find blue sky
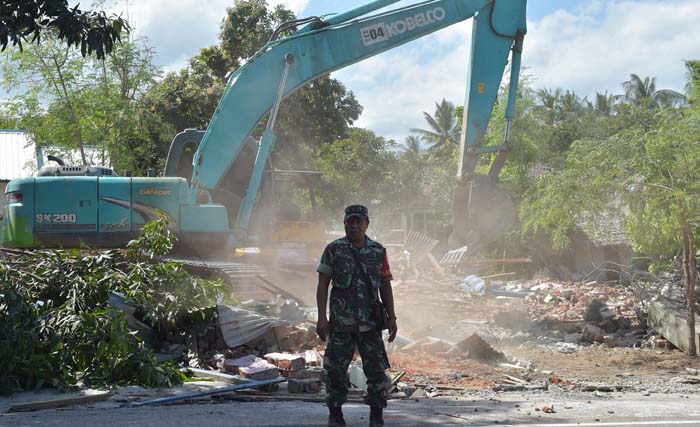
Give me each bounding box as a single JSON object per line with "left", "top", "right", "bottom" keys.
{"left": 109, "top": 0, "right": 699, "bottom": 141}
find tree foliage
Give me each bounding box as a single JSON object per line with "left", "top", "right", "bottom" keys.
{"left": 410, "top": 99, "right": 460, "bottom": 158}
{"left": 0, "top": 0, "right": 128, "bottom": 59}
{"left": 0, "top": 215, "right": 225, "bottom": 394}
{"left": 2, "top": 32, "right": 168, "bottom": 172}
{"left": 146, "top": 0, "right": 362, "bottom": 171}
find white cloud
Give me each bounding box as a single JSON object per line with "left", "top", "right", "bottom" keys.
{"left": 334, "top": 0, "right": 700, "bottom": 141}
{"left": 334, "top": 21, "right": 473, "bottom": 142}
{"left": 525, "top": 0, "right": 700, "bottom": 98}
{"left": 102, "top": 0, "right": 700, "bottom": 142}
{"left": 106, "top": 0, "right": 310, "bottom": 70}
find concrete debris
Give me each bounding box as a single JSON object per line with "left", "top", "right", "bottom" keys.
{"left": 284, "top": 367, "right": 324, "bottom": 380}
{"left": 648, "top": 300, "right": 700, "bottom": 355}
{"left": 265, "top": 352, "right": 306, "bottom": 370}
{"left": 223, "top": 355, "right": 258, "bottom": 374}
{"left": 238, "top": 360, "right": 280, "bottom": 381}
{"left": 453, "top": 334, "right": 506, "bottom": 362}
{"left": 303, "top": 349, "right": 322, "bottom": 367}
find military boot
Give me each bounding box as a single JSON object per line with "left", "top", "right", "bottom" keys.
{"left": 328, "top": 404, "right": 347, "bottom": 426}
{"left": 369, "top": 406, "right": 384, "bottom": 426}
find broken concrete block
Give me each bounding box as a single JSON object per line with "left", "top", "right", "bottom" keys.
{"left": 264, "top": 352, "right": 306, "bottom": 370}
{"left": 411, "top": 388, "right": 426, "bottom": 398}
{"left": 582, "top": 323, "right": 604, "bottom": 344}
{"left": 283, "top": 367, "right": 324, "bottom": 380}
{"left": 420, "top": 337, "right": 452, "bottom": 354}
{"left": 648, "top": 300, "right": 700, "bottom": 355}
{"left": 455, "top": 334, "right": 505, "bottom": 362}
{"left": 223, "top": 354, "right": 258, "bottom": 374}
{"left": 239, "top": 360, "right": 280, "bottom": 381}
{"left": 304, "top": 349, "right": 322, "bottom": 367}
{"left": 288, "top": 378, "right": 322, "bottom": 394}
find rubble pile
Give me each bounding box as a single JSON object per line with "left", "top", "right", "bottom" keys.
{"left": 522, "top": 281, "right": 639, "bottom": 323}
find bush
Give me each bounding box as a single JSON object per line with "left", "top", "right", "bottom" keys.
{"left": 0, "top": 215, "right": 223, "bottom": 394}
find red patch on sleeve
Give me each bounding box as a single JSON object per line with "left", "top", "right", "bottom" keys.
{"left": 381, "top": 253, "right": 393, "bottom": 281}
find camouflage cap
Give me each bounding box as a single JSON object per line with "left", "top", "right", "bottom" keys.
{"left": 344, "top": 204, "right": 369, "bottom": 221}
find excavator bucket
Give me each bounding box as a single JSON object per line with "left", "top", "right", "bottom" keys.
{"left": 450, "top": 176, "right": 516, "bottom": 250}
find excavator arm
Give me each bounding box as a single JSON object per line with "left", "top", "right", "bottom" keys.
{"left": 189, "top": 0, "right": 527, "bottom": 242}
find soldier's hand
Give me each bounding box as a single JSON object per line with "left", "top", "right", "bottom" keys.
{"left": 316, "top": 317, "right": 329, "bottom": 341}
{"left": 388, "top": 317, "right": 398, "bottom": 343}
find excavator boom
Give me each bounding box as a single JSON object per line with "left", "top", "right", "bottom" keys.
{"left": 188, "top": 0, "right": 526, "bottom": 238}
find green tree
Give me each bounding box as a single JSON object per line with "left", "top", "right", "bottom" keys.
{"left": 219, "top": 0, "right": 295, "bottom": 70}
{"left": 520, "top": 105, "right": 700, "bottom": 354}
{"left": 312, "top": 128, "right": 400, "bottom": 211}
{"left": 685, "top": 60, "right": 700, "bottom": 104}
{"left": 621, "top": 73, "right": 685, "bottom": 109}
{"left": 146, "top": 0, "right": 361, "bottom": 171}
{"left": 410, "top": 99, "right": 460, "bottom": 157}
{"left": 592, "top": 91, "right": 616, "bottom": 117}
{"left": 1, "top": 0, "right": 127, "bottom": 59}
{"left": 535, "top": 88, "right": 561, "bottom": 126}
{"left": 2, "top": 33, "right": 92, "bottom": 164}
{"left": 2, "top": 32, "right": 164, "bottom": 171}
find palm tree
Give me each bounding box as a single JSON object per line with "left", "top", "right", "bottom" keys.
{"left": 535, "top": 88, "right": 561, "bottom": 126}
{"left": 410, "top": 99, "right": 460, "bottom": 155}
{"left": 684, "top": 60, "right": 700, "bottom": 104}
{"left": 593, "top": 91, "right": 616, "bottom": 116}
{"left": 621, "top": 73, "right": 685, "bottom": 109}
{"left": 559, "top": 90, "right": 587, "bottom": 116}
{"left": 401, "top": 135, "right": 423, "bottom": 157}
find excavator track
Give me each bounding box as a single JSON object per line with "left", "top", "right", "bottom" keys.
{"left": 172, "top": 257, "right": 304, "bottom": 304}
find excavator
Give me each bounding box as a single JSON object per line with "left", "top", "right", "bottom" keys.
{"left": 0, "top": 0, "right": 527, "bottom": 255}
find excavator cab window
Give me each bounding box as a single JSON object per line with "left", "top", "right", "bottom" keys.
{"left": 176, "top": 142, "right": 197, "bottom": 183}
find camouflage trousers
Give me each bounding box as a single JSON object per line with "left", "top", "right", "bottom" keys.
{"left": 323, "top": 328, "right": 391, "bottom": 408}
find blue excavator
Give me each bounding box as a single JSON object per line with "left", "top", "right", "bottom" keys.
{"left": 0, "top": 0, "right": 527, "bottom": 254}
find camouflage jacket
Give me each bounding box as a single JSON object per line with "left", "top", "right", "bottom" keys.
{"left": 317, "top": 236, "right": 393, "bottom": 332}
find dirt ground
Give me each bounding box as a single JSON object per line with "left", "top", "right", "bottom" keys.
{"left": 206, "top": 258, "right": 699, "bottom": 393}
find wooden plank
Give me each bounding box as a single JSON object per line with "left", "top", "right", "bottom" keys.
{"left": 186, "top": 368, "right": 249, "bottom": 384}
{"left": 9, "top": 392, "right": 112, "bottom": 412}
{"left": 426, "top": 253, "right": 446, "bottom": 277}
{"left": 125, "top": 377, "right": 286, "bottom": 407}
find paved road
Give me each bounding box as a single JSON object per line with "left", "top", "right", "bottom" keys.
{"left": 2, "top": 390, "right": 700, "bottom": 426}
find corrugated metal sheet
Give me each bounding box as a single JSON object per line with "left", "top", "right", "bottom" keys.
{"left": 0, "top": 130, "right": 36, "bottom": 181}
{"left": 217, "top": 304, "right": 290, "bottom": 348}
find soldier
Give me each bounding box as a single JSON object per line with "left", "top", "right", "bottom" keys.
{"left": 316, "top": 204, "right": 398, "bottom": 427}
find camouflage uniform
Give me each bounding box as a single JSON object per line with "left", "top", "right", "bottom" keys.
{"left": 317, "top": 235, "right": 393, "bottom": 408}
